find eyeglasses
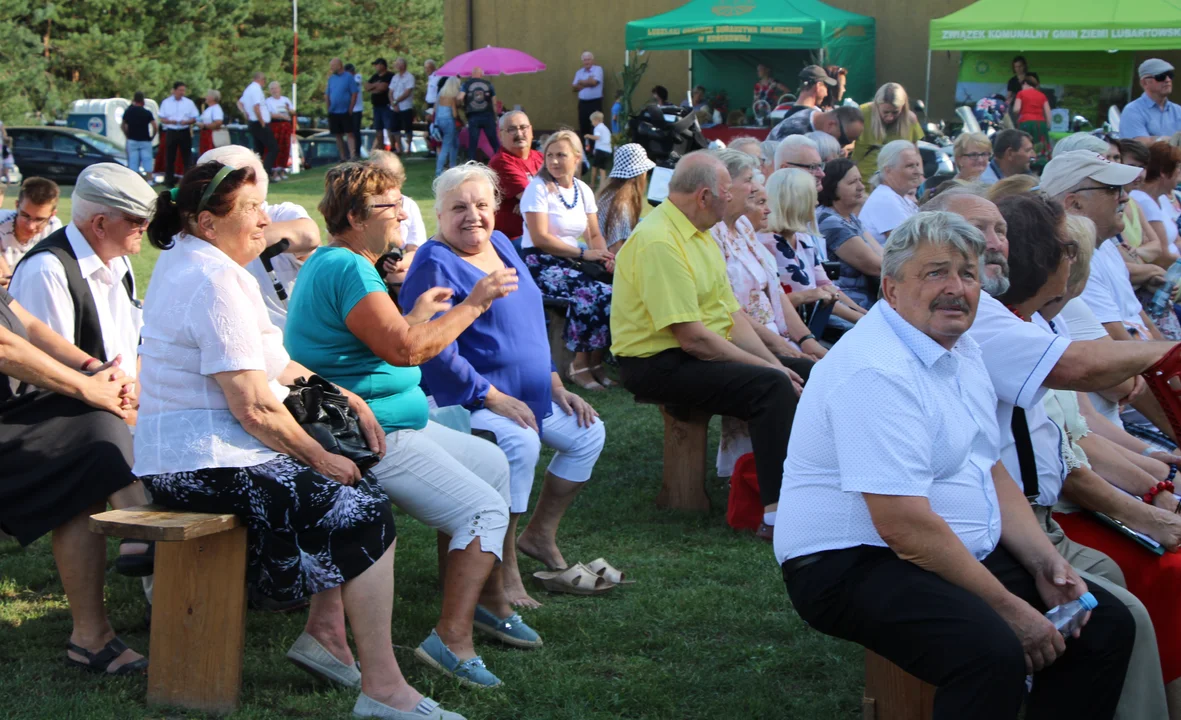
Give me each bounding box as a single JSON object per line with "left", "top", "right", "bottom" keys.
{"left": 1152, "top": 71, "right": 1175, "bottom": 82}
{"left": 786, "top": 161, "right": 826, "bottom": 174}
{"left": 1073, "top": 184, "right": 1123, "bottom": 196}
{"left": 503, "top": 124, "right": 531, "bottom": 134}
{"left": 1059, "top": 239, "right": 1080, "bottom": 261}
{"left": 959, "top": 152, "right": 992, "bottom": 161}
{"left": 371, "top": 199, "right": 405, "bottom": 212}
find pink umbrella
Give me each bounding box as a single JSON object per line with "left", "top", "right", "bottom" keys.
{"left": 436, "top": 46, "right": 546, "bottom": 77}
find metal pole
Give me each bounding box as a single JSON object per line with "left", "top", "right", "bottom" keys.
{"left": 291, "top": 0, "right": 300, "bottom": 173}
{"left": 924, "top": 50, "right": 932, "bottom": 111}
{"left": 687, "top": 50, "right": 692, "bottom": 100}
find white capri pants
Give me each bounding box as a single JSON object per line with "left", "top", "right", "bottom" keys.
{"left": 368, "top": 421, "right": 511, "bottom": 559}
{"left": 470, "top": 401, "right": 606, "bottom": 514}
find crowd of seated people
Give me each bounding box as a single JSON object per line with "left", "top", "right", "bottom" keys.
{"left": 13, "top": 75, "right": 1181, "bottom": 720}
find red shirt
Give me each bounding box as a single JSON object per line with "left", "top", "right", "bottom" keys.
{"left": 489, "top": 149, "right": 544, "bottom": 239}
{"left": 1016, "top": 88, "right": 1049, "bottom": 123}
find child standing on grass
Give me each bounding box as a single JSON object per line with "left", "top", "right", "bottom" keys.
{"left": 585, "top": 111, "right": 612, "bottom": 189}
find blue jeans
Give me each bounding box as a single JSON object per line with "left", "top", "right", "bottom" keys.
{"left": 435, "top": 105, "right": 459, "bottom": 176}
{"left": 126, "top": 139, "right": 154, "bottom": 175}
{"left": 467, "top": 113, "right": 498, "bottom": 161}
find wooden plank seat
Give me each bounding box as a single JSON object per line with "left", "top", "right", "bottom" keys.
{"left": 90, "top": 505, "right": 247, "bottom": 714}
{"left": 862, "top": 650, "right": 935, "bottom": 720}
{"left": 634, "top": 398, "right": 714, "bottom": 511}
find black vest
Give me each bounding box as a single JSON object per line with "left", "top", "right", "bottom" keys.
{"left": 14, "top": 227, "right": 136, "bottom": 362}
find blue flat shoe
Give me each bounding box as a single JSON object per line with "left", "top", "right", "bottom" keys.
{"left": 413, "top": 630, "right": 501, "bottom": 689}
{"left": 473, "top": 605, "right": 542, "bottom": 649}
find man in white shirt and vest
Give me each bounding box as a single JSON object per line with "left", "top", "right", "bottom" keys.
{"left": 777, "top": 211, "right": 1134, "bottom": 720}
{"left": 158, "top": 81, "right": 199, "bottom": 189}
{"left": 239, "top": 71, "right": 278, "bottom": 179}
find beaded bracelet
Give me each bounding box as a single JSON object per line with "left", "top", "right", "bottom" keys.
{"left": 1144, "top": 479, "right": 1176, "bottom": 504}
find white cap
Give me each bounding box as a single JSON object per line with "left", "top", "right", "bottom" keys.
{"left": 1039, "top": 150, "right": 1141, "bottom": 198}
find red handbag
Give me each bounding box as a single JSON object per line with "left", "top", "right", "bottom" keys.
{"left": 726, "top": 453, "right": 763, "bottom": 531}
{"left": 1141, "top": 343, "right": 1181, "bottom": 440}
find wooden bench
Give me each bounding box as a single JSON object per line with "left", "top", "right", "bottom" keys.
{"left": 862, "top": 650, "right": 935, "bottom": 720}
{"left": 636, "top": 399, "right": 714, "bottom": 511}
{"left": 543, "top": 299, "right": 574, "bottom": 382}
{"left": 90, "top": 505, "right": 247, "bottom": 714}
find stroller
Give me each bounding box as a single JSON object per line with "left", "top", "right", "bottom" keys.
{"left": 628, "top": 103, "right": 710, "bottom": 168}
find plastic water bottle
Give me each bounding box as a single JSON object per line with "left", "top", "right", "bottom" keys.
{"left": 1044, "top": 592, "right": 1098, "bottom": 636}
{"left": 1148, "top": 258, "right": 1181, "bottom": 321}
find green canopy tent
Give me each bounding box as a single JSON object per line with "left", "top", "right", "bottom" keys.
{"left": 926, "top": 0, "right": 1181, "bottom": 105}
{"left": 625, "top": 0, "right": 877, "bottom": 109}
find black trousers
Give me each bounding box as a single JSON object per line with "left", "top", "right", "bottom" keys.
{"left": 578, "top": 97, "right": 603, "bottom": 139}
{"left": 249, "top": 121, "right": 278, "bottom": 172}
{"left": 163, "top": 128, "right": 192, "bottom": 188}
{"left": 784, "top": 544, "right": 1133, "bottom": 720}
{"left": 618, "top": 349, "right": 810, "bottom": 506}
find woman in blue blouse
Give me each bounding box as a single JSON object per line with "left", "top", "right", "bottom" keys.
{"left": 285, "top": 162, "right": 536, "bottom": 691}
{"left": 402, "top": 163, "right": 607, "bottom": 610}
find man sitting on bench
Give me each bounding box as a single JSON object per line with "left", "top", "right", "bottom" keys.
{"left": 611, "top": 151, "right": 803, "bottom": 540}
{"left": 776, "top": 211, "right": 1134, "bottom": 720}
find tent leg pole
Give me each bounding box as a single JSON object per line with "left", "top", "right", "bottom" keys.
{"left": 688, "top": 50, "right": 692, "bottom": 100}
{"left": 924, "top": 51, "right": 932, "bottom": 111}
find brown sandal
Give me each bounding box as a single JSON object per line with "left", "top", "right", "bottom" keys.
{"left": 533, "top": 563, "right": 616, "bottom": 596}
{"left": 588, "top": 365, "right": 617, "bottom": 388}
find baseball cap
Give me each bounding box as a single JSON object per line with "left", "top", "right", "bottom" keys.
{"left": 372, "top": 58, "right": 388, "bottom": 67}
{"left": 799, "top": 65, "right": 837, "bottom": 87}
{"left": 73, "top": 163, "right": 157, "bottom": 218}
{"left": 1039, "top": 150, "right": 1142, "bottom": 198}
{"left": 1139, "top": 58, "right": 1175, "bottom": 78}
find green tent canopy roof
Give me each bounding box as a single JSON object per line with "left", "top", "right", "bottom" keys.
{"left": 930, "top": 0, "right": 1181, "bottom": 51}
{"left": 625, "top": 0, "right": 874, "bottom": 51}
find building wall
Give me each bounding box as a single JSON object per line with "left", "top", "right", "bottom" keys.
{"left": 443, "top": 0, "right": 1181, "bottom": 131}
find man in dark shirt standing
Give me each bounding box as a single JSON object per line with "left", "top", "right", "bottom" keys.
{"left": 121, "top": 92, "right": 157, "bottom": 181}
{"left": 458, "top": 67, "right": 498, "bottom": 162}
{"left": 364, "top": 58, "right": 395, "bottom": 154}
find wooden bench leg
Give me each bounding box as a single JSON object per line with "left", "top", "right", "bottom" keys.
{"left": 656, "top": 407, "right": 711, "bottom": 511}
{"left": 546, "top": 307, "right": 575, "bottom": 382}
{"left": 862, "top": 650, "right": 936, "bottom": 720}
{"left": 148, "top": 526, "right": 248, "bottom": 714}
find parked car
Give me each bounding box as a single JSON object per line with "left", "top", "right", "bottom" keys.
{"left": 6, "top": 126, "right": 127, "bottom": 184}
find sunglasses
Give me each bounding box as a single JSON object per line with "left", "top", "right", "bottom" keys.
{"left": 1152, "top": 71, "right": 1175, "bottom": 82}
{"left": 785, "top": 161, "right": 826, "bottom": 174}
{"left": 1073, "top": 183, "right": 1123, "bottom": 196}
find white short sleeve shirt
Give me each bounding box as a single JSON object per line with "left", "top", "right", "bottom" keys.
{"left": 1058, "top": 297, "right": 1124, "bottom": 427}
{"left": 198, "top": 104, "right": 224, "bottom": 126}
{"left": 9, "top": 223, "right": 141, "bottom": 378}
{"left": 1132, "top": 190, "right": 1164, "bottom": 224}
{"left": 519, "top": 178, "right": 598, "bottom": 250}
{"left": 239, "top": 82, "right": 270, "bottom": 123}
{"left": 966, "top": 293, "right": 1070, "bottom": 506}
{"left": 592, "top": 124, "right": 612, "bottom": 153}
{"left": 389, "top": 72, "right": 416, "bottom": 112}
{"left": 134, "top": 234, "right": 289, "bottom": 476}
{"left": 774, "top": 302, "right": 1003, "bottom": 564}
{"left": 0, "top": 209, "right": 63, "bottom": 269}
{"left": 158, "top": 95, "right": 199, "bottom": 130}
{"left": 400, "top": 195, "right": 427, "bottom": 249}
{"left": 1079, "top": 238, "right": 1145, "bottom": 328}
{"left": 859, "top": 184, "right": 918, "bottom": 239}
{"left": 264, "top": 96, "right": 294, "bottom": 119}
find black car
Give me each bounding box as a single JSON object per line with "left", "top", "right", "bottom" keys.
{"left": 6, "top": 126, "right": 128, "bottom": 184}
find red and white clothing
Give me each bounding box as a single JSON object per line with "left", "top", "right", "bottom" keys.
{"left": 488, "top": 149, "right": 544, "bottom": 239}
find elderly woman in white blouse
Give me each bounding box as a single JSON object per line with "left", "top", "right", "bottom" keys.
{"left": 136, "top": 161, "right": 465, "bottom": 720}
{"left": 709, "top": 148, "right": 817, "bottom": 478}
{"left": 859, "top": 139, "right": 924, "bottom": 240}
{"left": 520, "top": 129, "right": 615, "bottom": 390}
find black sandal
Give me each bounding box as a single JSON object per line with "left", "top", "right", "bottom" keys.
{"left": 114, "top": 540, "right": 154, "bottom": 577}
{"left": 66, "top": 637, "right": 148, "bottom": 676}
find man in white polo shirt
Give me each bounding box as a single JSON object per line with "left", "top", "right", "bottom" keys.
{"left": 158, "top": 81, "right": 199, "bottom": 189}
{"left": 776, "top": 211, "right": 1134, "bottom": 720}
{"left": 572, "top": 51, "right": 604, "bottom": 141}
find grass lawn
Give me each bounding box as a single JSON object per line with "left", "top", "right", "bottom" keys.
{"left": 0, "top": 158, "right": 863, "bottom": 719}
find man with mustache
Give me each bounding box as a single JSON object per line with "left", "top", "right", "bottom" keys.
{"left": 487, "top": 111, "right": 543, "bottom": 243}
{"left": 776, "top": 210, "right": 1134, "bottom": 720}
{"left": 927, "top": 185, "right": 1175, "bottom": 719}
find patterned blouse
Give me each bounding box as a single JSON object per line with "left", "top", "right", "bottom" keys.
{"left": 761, "top": 231, "right": 833, "bottom": 296}
{"left": 710, "top": 216, "right": 788, "bottom": 337}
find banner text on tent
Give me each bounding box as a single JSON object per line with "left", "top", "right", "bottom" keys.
{"left": 646, "top": 25, "right": 805, "bottom": 37}
{"left": 941, "top": 28, "right": 1181, "bottom": 41}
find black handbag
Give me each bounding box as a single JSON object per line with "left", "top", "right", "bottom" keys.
{"left": 283, "top": 375, "right": 381, "bottom": 471}
{"left": 574, "top": 259, "right": 613, "bottom": 284}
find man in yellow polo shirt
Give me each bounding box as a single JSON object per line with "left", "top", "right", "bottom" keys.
{"left": 612, "top": 151, "right": 804, "bottom": 541}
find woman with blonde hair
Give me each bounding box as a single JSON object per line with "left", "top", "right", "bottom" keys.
{"left": 434, "top": 76, "right": 462, "bottom": 176}
{"left": 765, "top": 168, "right": 865, "bottom": 328}
{"left": 953, "top": 132, "right": 993, "bottom": 183}
{"left": 986, "top": 173, "right": 1039, "bottom": 202}
{"left": 520, "top": 129, "right": 614, "bottom": 389}
{"left": 851, "top": 83, "right": 923, "bottom": 179}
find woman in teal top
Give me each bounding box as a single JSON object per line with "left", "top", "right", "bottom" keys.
{"left": 284, "top": 162, "right": 538, "bottom": 690}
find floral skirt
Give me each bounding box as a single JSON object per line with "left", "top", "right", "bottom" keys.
{"left": 1019, "top": 120, "right": 1052, "bottom": 164}
{"left": 522, "top": 249, "right": 612, "bottom": 352}
{"left": 142, "top": 455, "right": 395, "bottom": 601}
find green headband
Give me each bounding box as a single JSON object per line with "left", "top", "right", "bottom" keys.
{"left": 197, "top": 164, "right": 236, "bottom": 215}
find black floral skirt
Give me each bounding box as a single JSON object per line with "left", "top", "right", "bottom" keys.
{"left": 522, "top": 249, "right": 612, "bottom": 352}
{"left": 142, "top": 456, "right": 395, "bottom": 601}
